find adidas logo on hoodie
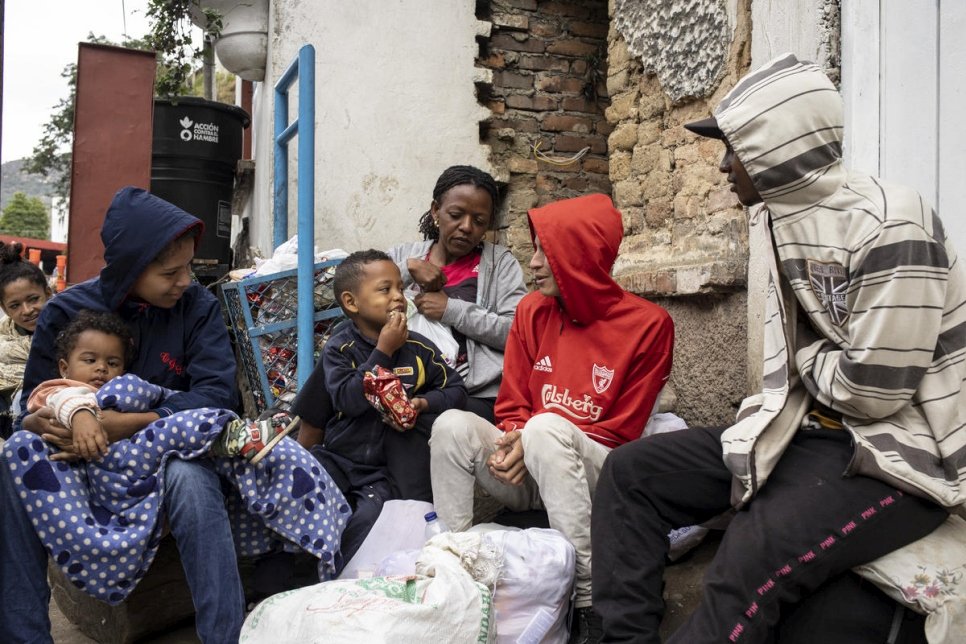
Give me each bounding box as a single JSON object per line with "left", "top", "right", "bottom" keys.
{"left": 533, "top": 356, "right": 553, "bottom": 372}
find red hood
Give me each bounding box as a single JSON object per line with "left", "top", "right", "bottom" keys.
{"left": 527, "top": 194, "right": 624, "bottom": 325}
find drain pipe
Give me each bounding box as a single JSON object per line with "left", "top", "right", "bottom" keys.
{"left": 203, "top": 33, "right": 215, "bottom": 101}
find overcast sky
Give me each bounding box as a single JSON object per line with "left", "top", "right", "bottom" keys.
{"left": 2, "top": 0, "right": 153, "bottom": 164}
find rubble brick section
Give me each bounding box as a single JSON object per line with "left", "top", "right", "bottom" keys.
{"left": 604, "top": 1, "right": 757, "bottom": 425}
{"left": 478, "top": 0, "right": 612, "bottom": 264}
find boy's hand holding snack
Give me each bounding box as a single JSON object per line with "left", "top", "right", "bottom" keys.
{"left": 375, "top": 310, "right": 408, "bottom": 356}
{"left": 363, "top": 365, "right": 418, "bottom": 431}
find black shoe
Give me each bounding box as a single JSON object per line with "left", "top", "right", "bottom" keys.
{"left": 570, "top": 605, "right": 604, "bottom": 644}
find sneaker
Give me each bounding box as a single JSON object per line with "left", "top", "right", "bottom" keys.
{"left": 667, "top": 525, "right": 709, "bottom": 562}
{"left": 212, "top": 413, "right": 299, "bottom": 464}
{"left": 570, "top": 605, "right": 603, "bottom": 644}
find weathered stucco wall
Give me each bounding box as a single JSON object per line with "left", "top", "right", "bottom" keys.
{"left": 250, "top": 1, "right": 492, "bottom": 256}
{"left": 612, "top": 0, "right": 734, "bottom": 103}
{"left": 604, "top": 0, "right": 839, "bottom": 425}
{"left": 654, "top": 294, "right": 749, "bottom": 426}
{"left": 605, "top": 0, "right": 750, "bottom": 426}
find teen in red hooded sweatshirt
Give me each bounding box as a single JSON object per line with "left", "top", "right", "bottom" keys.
{"left": 430, "top": 193, "right": 673, "bottom": 643}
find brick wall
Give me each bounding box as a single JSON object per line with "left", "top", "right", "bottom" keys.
{"left": 475, "top": 0, "right": 754, "bottom": 425}
{"left": 478, "top": 0, "right": 611, "bottom": 262}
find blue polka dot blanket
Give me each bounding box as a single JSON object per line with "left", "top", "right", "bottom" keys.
{"left": 2, "top": 373, "right": 351, "bottom": 604}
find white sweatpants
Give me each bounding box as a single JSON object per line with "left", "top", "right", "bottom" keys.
{"left": 429, "top": 409, "right": 610, "bottom": 607}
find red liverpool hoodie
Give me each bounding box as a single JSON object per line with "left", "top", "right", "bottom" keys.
{"left": 494, "top": 194, "right": 674, "bottom": 447}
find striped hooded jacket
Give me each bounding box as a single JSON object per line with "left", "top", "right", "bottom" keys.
{"left": 715, "top": 54, "right": 966, "bottom": 514}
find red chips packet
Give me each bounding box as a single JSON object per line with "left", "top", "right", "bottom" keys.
{"left": 363, "top": 365, "right": 417, "bottom": 430}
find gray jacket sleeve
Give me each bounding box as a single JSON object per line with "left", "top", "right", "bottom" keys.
{"left": 439, "top": 246, "right": 527, "bottom": 350}
{"left": 387, "top": 240, "right": 433, "bottom": 289}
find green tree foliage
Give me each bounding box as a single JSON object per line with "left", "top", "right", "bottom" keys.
{"left": 190, "top": 68, "right": 237, "bottom": 105}
{"left": 21, "top": 34, "right": 157, "bottom": 206}
{"left": 0, "top": 192, "right": 50, "bottom": 240}
{"left": 146, "top": 0, "right": 222, "bottom": 97}
{"left": 22, "top": 3, "right": 225, "bottom": 206}
{"left": 20, "top": 36, "right": 88, "bottom": 207}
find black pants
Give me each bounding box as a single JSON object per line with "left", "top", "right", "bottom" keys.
{"left": 383, "top": 396, "right": 496, "bottom": 502}
{"left": 591, "top": 426, "right": 948, "bottom": 643}
{"left": 383, "top": 412, "right": 437, "bottom": 502}
{"left": 339, "top": 479, "right": 395, "bottom": 566}
{"left": 770, "top": 572, "right": 927, "bottom": 644}
{"left": 309, "top": 447, "right": 395, "bottom": 570}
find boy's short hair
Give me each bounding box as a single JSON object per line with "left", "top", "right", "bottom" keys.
{"left": 333, "top": 250, "right": 394, "bottom": 315}
{"left": 55, "top": 310, "right": 135, "bottom": 367}
{"left": 153, "top": 226, "right": 202, "bottom": 265}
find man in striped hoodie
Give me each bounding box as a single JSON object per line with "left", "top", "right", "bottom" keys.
{"left": 592, "top": 53, "right": 965, "bottom": 643}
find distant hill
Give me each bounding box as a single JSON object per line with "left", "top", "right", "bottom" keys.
{"left": 1, "top": 159, "right": 56, "bottom": 211}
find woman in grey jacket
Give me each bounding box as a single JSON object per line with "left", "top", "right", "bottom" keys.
{"left": 387, "top": 165, "right": 527, "bottom": 422}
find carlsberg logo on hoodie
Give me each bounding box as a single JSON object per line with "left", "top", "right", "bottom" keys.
{"left": 541, "top": 385, "right": 603, "bottom": 423}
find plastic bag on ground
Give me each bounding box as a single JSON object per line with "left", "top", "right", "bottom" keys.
{"left": 240, "top": 531, "right": 496, "bottom": 643}
{"left": 339, "top": 500, "right": 433, "bottom": 579}
{"left": 854, "top": 515, "right": 966, "bottom": 644}
{"left": 479, "top": 528, "right": 576, "bottom": 644}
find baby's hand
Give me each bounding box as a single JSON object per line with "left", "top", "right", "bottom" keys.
{"left": 71, "top": 411, "right": 109, "bottom": 461}
{"left": 392, "top": 398, "right": 427, "bottom": 432}
{"left": 380, "top": 413, "right": 408, "bottom": 432}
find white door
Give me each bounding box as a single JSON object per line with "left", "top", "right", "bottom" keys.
{"left": 841, "top": 0, "right": 966, "bottom": 257}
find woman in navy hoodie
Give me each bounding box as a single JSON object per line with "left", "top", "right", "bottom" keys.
{"left": 0, "top": 187, "right": 244, "bottom": 643}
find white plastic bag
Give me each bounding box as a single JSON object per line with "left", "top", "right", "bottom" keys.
{"left": 375, "top": 549, "right": 421, "bottom": 577}
{"left": 668, "top": 525, "right": 710, "bottom": 562}
{"left": 339, "top": 500, "right": 433, "bottom": 579}
{"left": 252, "top": 237, "right": 348, "bottom": 277}
{"left": 643, "top": 412, "right": 688, "bottom": 436}
{"left": 468, "top": 526, "right": 576, "bottom": 644}
{"left": 405, "top": 295, "right": 459, "bottom": 368}
{"left": 240, "top": 532, "right": 496, "bottom": 643}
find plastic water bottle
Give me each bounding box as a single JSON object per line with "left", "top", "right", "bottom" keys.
{"left": 424, "top": 511, "right": 449, "bottom": 541}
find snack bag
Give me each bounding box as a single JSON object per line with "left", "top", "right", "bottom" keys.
{"left": 363, "top": 365, "right": 417, "bottom": 430}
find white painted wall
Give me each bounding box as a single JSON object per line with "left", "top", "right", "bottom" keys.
{"left": 247, "top": 0, "right": 492, "bottom": 258}
{"left": 842, "top": 0, "right": 966, "bottom": 258}
{"left": 750, "top": 0, "right": 828, "bottom": 69}
{"left": 744, "top": 0, "right": 829, "bottom": 391}
{"left": 49, "top": 197, "right": 68, "bottom": 243}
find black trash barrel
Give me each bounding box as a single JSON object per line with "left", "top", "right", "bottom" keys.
{"left": 151, "top": 97, "right": 250, "bottom": 283}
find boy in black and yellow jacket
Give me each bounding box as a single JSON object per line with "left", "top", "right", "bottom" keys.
{"left": 314, "top": 249, "right": 465, "bottom": 563}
